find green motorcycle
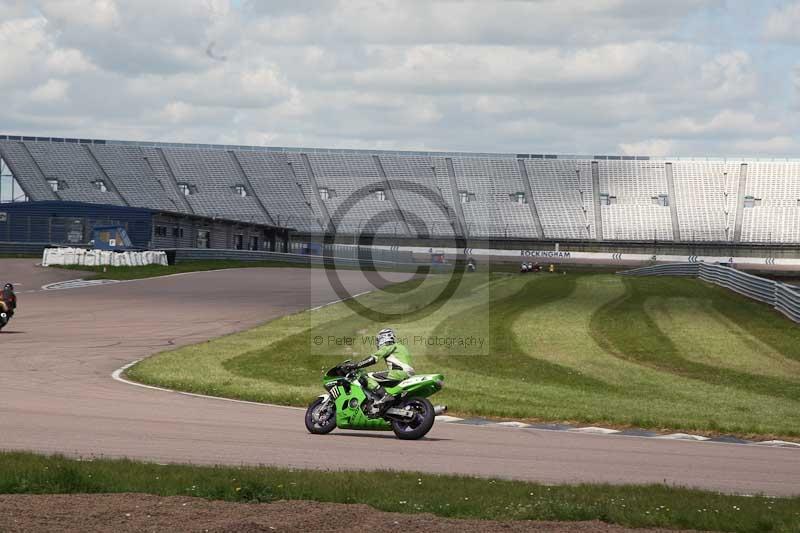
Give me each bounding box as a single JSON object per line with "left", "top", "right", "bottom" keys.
{"left": 305, "top": 360, "right": 447, "bottom": 440}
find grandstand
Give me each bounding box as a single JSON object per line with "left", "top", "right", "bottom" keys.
{"left": 1, "top": 134, "right": 799, "bottom": 244}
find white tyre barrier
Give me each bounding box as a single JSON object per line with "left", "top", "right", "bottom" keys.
{"left": 42, "top": 247, "right": 168, "bottom": 268}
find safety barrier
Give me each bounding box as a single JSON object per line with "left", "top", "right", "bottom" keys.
{"left": 620, "top": 262, "right": 800, "bottom": 323}
{"left": 166, "top": 248, "right": 423, "bottom": 270}
{"left": 42, "top": 247, "right": 168, "bottom": 267}
{"left": 0, "top": 242, "right": 55, "bottom": 255}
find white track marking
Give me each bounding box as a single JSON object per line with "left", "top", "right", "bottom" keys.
{"left": 42, "top": 279, "right": 119, "bottom": 290}
{"left": 656, "top": 433, "right": 710, "bottom": 441}
{"left": 569, "top": 426, "right": 621, "bottom": 435}
{"left": 435, "top": 415, "right": 465, "bottom": 423}
{"left": 753, "top": 440, "right": 800, "bottom": 448}
{"left": 111, "top": 360, "right": 304, "bottom": 411}
{"left": 496, "top": 421, "right": 531, "bottom": 428}
{"left": 309, "top": 290, "right": 373, "bottom": 311}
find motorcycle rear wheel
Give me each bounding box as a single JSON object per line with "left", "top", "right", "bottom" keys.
{"left": 390, "top": 397, "right": 435, "bottom": 440}
{"left": 305, "top": 397, "right": 336, "bottom": 435}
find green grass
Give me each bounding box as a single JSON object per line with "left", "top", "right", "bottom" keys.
{"left": 53, "top": 259, "right": 424, "bottom": 281}
{"left": 128, "top": 272, "right": 800, "bottom": 438}
{"left": 2, "top": 451, "right": 798, "bottom": 532}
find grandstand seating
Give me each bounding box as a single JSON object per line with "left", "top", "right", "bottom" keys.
{"left": 378, "top": 155, "right": 456, "bottom": 237}
{"left": 598, "top": 160, "right": 672, "bottom": 241}
{"left": 525, "top": 159, "right": 595, "bottom": 240}
{"left": 1, "top": 136, "right": 799, "bottom": 243}
{"left": 24, "top": 142, "right": 126, "bottom": 206}
{"left": 89, "top": 145, "right": 179, "bottom": 211}
{"left": 305, "top": 153, "right": 403, "bottom": 235}
{"left": 741, "top": 162, "right": 800, "bottom": 243}
{"left": 233, "top": 151, "right": 322, "bottom": 233}
{"left": 452, "top": 158, "right": 539, "bottom": 238}
{"left": 161, "top": 148, "right": 271, "bottom": 225}
{"left": 671, "top": 161, "right": 740, "bottom": 242}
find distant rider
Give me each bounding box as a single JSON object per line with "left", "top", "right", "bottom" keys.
{"left": 1, "top": 283, "right": 17, "bottom": 317}
{"left": 352, "top": 328, "right": 414, "bottom": 409}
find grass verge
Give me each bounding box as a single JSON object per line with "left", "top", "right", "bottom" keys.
{"left": 52, "top": 259, "right": 424, "bottom": 281}
{"left": 128, "top": 272, "right": 800, "bottom": 438}
{"left": 2, "top": 451, "right": 798, "bottom": 532}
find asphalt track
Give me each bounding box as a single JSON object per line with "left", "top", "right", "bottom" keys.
{"left": 1, "top": 261, "right": 799, "bottom": 497}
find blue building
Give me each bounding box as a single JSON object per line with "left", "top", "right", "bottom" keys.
{"left": 0, "top": 201, "right": 290, "bottom": 251}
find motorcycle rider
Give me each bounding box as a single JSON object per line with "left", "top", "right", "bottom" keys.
{"left": 1, "top": 283, "right": 16, "bottom": 317}
{"left": 352, "top": 328, "right": 414, "bottom": 409}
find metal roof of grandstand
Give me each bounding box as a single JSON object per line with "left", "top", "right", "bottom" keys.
{"left": 4, "top": 133, "right": 800, "bottom": 162}
{"left": 0, "top": 133, "right": 775, "bottom": 163}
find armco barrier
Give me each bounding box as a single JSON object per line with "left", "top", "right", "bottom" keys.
{"left": 620, "top": 262, "right": 800, "bottom": 323}
{"left": 0, "top": 242, "right": 56, "bottom": 255}
{"left": 776, "top": 284, "right": 800, "bottom": 323}
{"left": 616, "top": 263, "right": 700, "bottom": 277}
{"left": 167, "top": 248, "right": 423, "bottom": 270}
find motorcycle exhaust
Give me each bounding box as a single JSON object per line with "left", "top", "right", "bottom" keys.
{"left": 434, "top": 405, "right": 447, "bottom": 416}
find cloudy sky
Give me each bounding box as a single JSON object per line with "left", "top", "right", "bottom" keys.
{"left": 3, "top": 0, "right": 800, "bottom": 157}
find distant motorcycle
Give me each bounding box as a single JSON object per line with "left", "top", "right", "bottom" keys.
{"left": 305, "top": 359, "right": 447, "bottom": 440}
{"left": 0, "top": 302, "right": 11, "bottom": 332}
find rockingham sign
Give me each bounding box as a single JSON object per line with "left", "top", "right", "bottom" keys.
{"left": 520, "top": 250, "right": 571, "bottom": 258}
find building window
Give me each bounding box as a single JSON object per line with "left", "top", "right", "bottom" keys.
{"left": 651, "top": 194, "right": 669, "bottom": 207}
{"left": 249, "top": 235, "right": 259, "bottom": 250}
{"left": 319, "top": 187, "right": 331, "bottom": 200}
{"left": 154, "top": 225, "right": 168, "bottom": 237}
{"left": 48, "top": 179, "right": 60, "bottom": 192}
{"left": 600, "top": 193, "right": 618, "bottom": 206}
{"left": 374, "top": 189, "right": 386, "bottom": 201}
{"left": 234, "top": 234, "right": 244, "bottom": 250}
{"left": 197, "top": 229, "right": 210, "bottom": 248}
{"left": 178, "top": 183, "right": 193, "bottom": 196}
{"left": 509, "top": 192, "right": 527, "bottom": 204}
{"left": 93, "top": 180, "right": 108, "bottom": 192}
{"left": 744, "top": 196, "right": 762, "bottom": 208}
{"left": 172, "top": 227, "right": 184, "bottom": 238}
{"left": 234, "top": 185, "right": 247, "bottom": 197}
{"left": 459, "top": 191, "right": 477, "bottom": 203}
{"left": 0, "top": 157, "right": 28, "bottom": 203}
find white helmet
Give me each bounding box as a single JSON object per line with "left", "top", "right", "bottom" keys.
{"left": 376, "top": 328, "right": 396, "bottom": 348}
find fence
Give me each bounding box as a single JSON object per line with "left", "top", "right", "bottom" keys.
{"left": 0, "top": 242, "right": 53, "bottom": 255}
{"left": 619, "top": 262, "right": 800, "bottom": 323}
{"left": 168, "top": 248, "right": 422, "bottom": 270}
{"left": 287, "top": 242, "right": 413, "bottom": 263}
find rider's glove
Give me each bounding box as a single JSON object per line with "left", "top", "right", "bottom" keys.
{"left": 355, "top": 355, "right": 377, "bottom": 369}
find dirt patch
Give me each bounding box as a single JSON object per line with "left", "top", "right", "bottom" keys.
{"left": 0, "top": 494, "right": 696, "bottom": 532}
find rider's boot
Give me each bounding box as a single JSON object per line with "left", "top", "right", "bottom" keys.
{"left": 371, "top": 386, "right": 395, "bottom": 409}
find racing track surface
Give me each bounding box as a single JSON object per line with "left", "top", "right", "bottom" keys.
{"left": 1, "top": 262, "right": 799, "bottom": 497}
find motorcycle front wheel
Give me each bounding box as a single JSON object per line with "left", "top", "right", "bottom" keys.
{"left": 0, "top": 312, "right": 7, "bottom": 331}
{"left": 305, "top": 397, "right": 336, "bottom": 434}
{"left": 390, "top": 397, "right": 435, "bottom": 440}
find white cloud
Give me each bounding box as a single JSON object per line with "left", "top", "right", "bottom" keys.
{"left": 619, "top": 139, "right": 675, "bottom": 157}
{"left": 30, "top": 79, "right": 70, "bottom": 102}
{"left": 38, "top": 0, "right": 120, "bottom": 31}
{"left": 732, "top": 136, "right": 798, "bottom": 156}
{"left": 660, "top": 110, "right": 781, "bottom": 137}
{"left": 764, "top": 2, "right": 800, "bottom": 42}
